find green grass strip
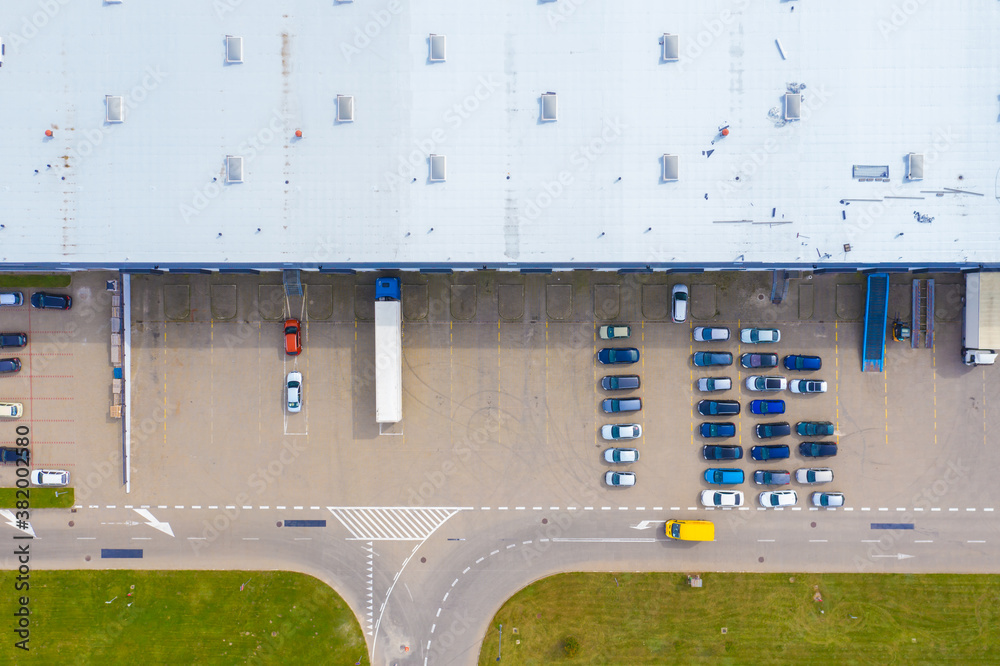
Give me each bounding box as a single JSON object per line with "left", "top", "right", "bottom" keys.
{"left": 0, "top": 274, "right": 72, "bottom": 289}
{"left": 479, "top": 572, "right": 1000, "bottom": 664}
{"left": 0, "top": 487, "right": 74, "bottom": 509}
{"left": 3, "top": 570, "right": 369, "bottom": 665}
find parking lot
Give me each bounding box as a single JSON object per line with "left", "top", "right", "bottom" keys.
{"left": 101, "top": 270, "right": 1000, "bottom": 516}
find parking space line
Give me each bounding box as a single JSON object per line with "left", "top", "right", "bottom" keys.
{"left": 310, "top": 506, "right": 320, "bottom": 510}
{"left": 757, "top": 539, "right": 775, "bottom": 542}
{"left": 259, "top": 506, "right": 269, "bottom": 510}
{"left": 516, "top": 507, "right": 525, "bottom": 510}
{"left": 687, "top": 507, "right": 697, "bottom": 511}
{"left": 583, "top": 507, "right": 592, "bottom": 510}
{"left": 949, "top": 508, "right": 959, "bottom": 512}
{"left": 844, "top": 507, "right": 853, "bottom": 511}
{"left": 77, "top": 537, "right": 96, "bottom": 540}
{"left": 967, "top": 508, "right": 976, "bottom": 512}
{"left": 532, "top": 507, "right": 541, "bottom": 511}
{"left": 242, "top": 538, "right": 259, "bottom": 541}
{"left": 498, "top": 507, "right": 508, "bottom": 511}
{"left": 549, "top": 507, "right": 560, "bottom": 511}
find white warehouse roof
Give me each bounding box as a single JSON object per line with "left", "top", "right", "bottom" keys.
{"left": 0, "top": 0, "right": 998, "bottom": 268}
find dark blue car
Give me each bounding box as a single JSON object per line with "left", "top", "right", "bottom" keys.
{"left": 702, "top": 445, "right": 743, "bottom": 461}
{"left": 597, "top": 348, "right": 639, "bottom": 365}
{"left": 749, "top": 399, "right": 785, "bottom": 415}
{"left": 783, "top": 354, "right": 822, "bottom": 371}
{"left": 799, "top": 442, "right": 838, "bottom": 457}
{"left": 750, "top": 445, "right": 790, "bottom": 461}
{"left": 30, "top": 292, "right": 72, "bottom": 310}
{"left": 700, "top": 422, "right": 736, "bottom": 438}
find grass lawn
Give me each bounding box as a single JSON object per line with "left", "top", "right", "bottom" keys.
{"left": 0, "top": 274, "right": 72, "bottom": 289}
{"left": 479, "top": 572, "right": 1000, "bottom": 664}
{"left": 2, "top": 570, "right": 368, "bottom": 665}
{"left": 0, "top": 487, "right": 75, "bottom": 509}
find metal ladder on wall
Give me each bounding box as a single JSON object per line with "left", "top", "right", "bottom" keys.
{"left": 911, "top": 279, "right": 934, "bottom": 349}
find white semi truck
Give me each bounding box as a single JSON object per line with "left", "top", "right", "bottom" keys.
{"left": 375, "top": 277, "right": 403, "bottom": 424}
{"left": 962, "top": 272, "right": 999, "bottom": 366}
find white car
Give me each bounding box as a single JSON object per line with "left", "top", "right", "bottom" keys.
{"left": 598, "top": 325, "right": 631, "bottom": 340}
{"left": 745, "top": 376, "right": 787, "bottom": 391}
{"left": 0, "top": 291, "right": 23, "bottom": 306}
{"left": 671, "top": 284, "right": 688, "bottom": 323}
{"left": 740, "top": 328, "right": 780, "bottom": 344}
{"left": 604, "top": 448, "right": 639, "bottom": 463}
{"left": 601, "top": 423, "right": 642, "bottom": 440}
{"left": 693, "top": 327, "right": 730, "bottom": 342}
{"left": 605, "top": 471, "right": 636, "bottom": 487}
{"left": 759, "top": 490, "right": 797, "bottom": 507}
{"left": 31, "top": 469, "right": 69, "bottom": 487}
{"left": 796, "top": 468, "right": 834, "bottom": 484}
{"left": 697, "top": 377, "right": 732, "bottom": 392}
{"left": 286, "top": 371, "right": 302, "bottom": 412}
{"left": 790, "top": 379, "right": 827, "bottom": 394}
{"left": 812, "top": 492, "right": 845, "bottom": 507}
{"left": 0, "top": 402, "right": 23, "bottom": 419}
{"left": 701, "top": 490, "right": 744, "bottom": 507}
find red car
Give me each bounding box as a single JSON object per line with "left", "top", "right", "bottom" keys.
{"left": 284, "top": 319, "right": 301, "bottom": 355}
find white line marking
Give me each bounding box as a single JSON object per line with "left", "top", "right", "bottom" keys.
{"left": 277, "top": 506, "right": 286, "bottom": 510}
{"left": 259, "top": 506, "right": 269, "bottom": 510}
{"left": 191, "top": 505, "right": 201, "bottom": 509}
{"left": 914, "top": 540, "right": 933, "bottom": 543}
{"left": 619, "top": 507, "right": 629, "bottom": 511}
{"left": 913, "top": 507, "right": 923, "bottom": 511}
{"left": 844, "top": 507, "right": 854, "bottom": 511}
{"left": 427, "top": 640, "right": 431, "bottom": 650}
{"left": 739, "top": 507, "right": 749, "bottom": 511}
{"left": 533, "top": 507, "right": 542, "bottom": 510}
{"left": 550, "top": 507, "right": 560, "bottom": 511}
{"left": 516, "top": 507, "right": 525, "bottom": 510}
{"left": 878, "top": 508, "right": 888, "bottom": 512}
{"left": 76, "top": 537, "right": 96, "bottom": 540}
{"left": 124, "top": 505, "right": 133, "bottom": 509}
{"left": 967, "top": 508, "right": 976, "bottom": 512}
{"left": 475, "top": 557, "right": 484, "bottom": 564}
{"left": 602, "top": 507, "right": 612, "bottom": 511}
{"left": 490, "top": 549, "right": 499, "bottom": 556}
{"left": 159, "top": 505, "right": 168, "bottom": 509}
{"left": 567, "top": 507, "right": 577, "bottom": 511}
{"left": 242, "top": 538, "right": 259, "bottom": 541}
{"left": 949, "top": 508, "right": 959, "bottom": 512}
{"left": 968, "top": 540, "right": 986, "bottom": 544}
{"left": 551, "top": 537, "right": 657, "bottom": 543}
{"left": 670, "top": 507, "right": 680, "bottom": 511}
{"left": 506, "top": 544, "right": 515, "bottom": 549}
{"left": 498, "top": 507, "right": 508, "bottom": 511}
{"left": 522, "top": 541, "right": 532, "bottom": 545}
{"left": 687, "top": 507, "right": 697, "bottom": 511}
{"left": 311, "top": 506, "right": 320, "bottom": 510}
{"left": 175, "top": 506, "right": 184, "bottom": 509}
{"left": 791, "top": 507, "right": 802, "bottom": 511}
{"left": 140, "top": 505, "right": 149, "bottom": 509}
{"left": 985, "top": 508, "right": 994, "bottom": 512}
{"left": 896, "top": 508, "right": 906, "bottom": 512}
{"left": 862, "top": 539, "right": 882, "bottom": 543}
{"left": 931, "top": 508, "right": 941, "bottom": 511}
{"left": 809, "top": 539, "right": 828, "bottom": 543}
{"left": 242, "top": 506, "right": 252, "bottom": 510}
{"left": 294, "top": 506, "right": 303, "bottom": 510}
{"left": 584, "top": 507, "right": 593, "bottom": 510}
{"left": 861, "top": 507, "right": 871, "bottom": 511}
{"left": 131, "top": 537, "right": 152, "bottom": 540}
{"left": 540, "top": 538, "right": 549, "bottom": 542}
{"left": 225, "top": 506, "right": 235, "bottom": 510}
{"left": 293, "top": 537, "right": 311, "bottom": 541}
{"left": 187, "top": 537, "right": 206, "bottom": 540}
{"left": 654, "top": 507, "right": 663, "bottom": 511}
{"left": 636, "top": 507, "right": 646, "bottom": 511}
{"left": 107, "top": 505, "right": 116, "bottom": 509}
{"left": 482, "top": 507, "right": 490, "bottom": 510}
{"left": 757, "top": 539, "right": 775, "bottom": 542}
{"left": 451, "top": 579, "right": 458, "bottom": 587}
{"left": 462, "top": 567, "right": 470, "bottom": 574}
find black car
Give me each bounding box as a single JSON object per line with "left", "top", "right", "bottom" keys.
{"left": 753, "top": 470, "right": 791, "bottom": 485}
{"left": 697, "top": 400, "right": 740, "bottom": 416}
{"left": 0, "top": 447, "right": 29, "bottom": 465}
{"left": 693, "top": 351, "right": 733, "bottom": 367}
{"left": 0, "top": 333, "right": 28, "bottom": 349}
{"left": 800, "top": 442, "right": 838, "bottom": 458}
{"left": 702, "top": 445, "right": 743, "bottom": 461}
{"left": 0, "top": 358, "right": 21, "bottom": 374}
{"left": 741, "top": 353, "right": 778, "bottom": 369}
{"left": 796, "top": 421, "right": 835, "bottom": 437}
{"left": 700, "top": 422, "right": 736, "bottom": 438}
{"left": 601, "top": 375, "right": 640, "bottom": 391}
{"left": 755, "top": 422, "right": 791, "bottom": 439}
{"left": 30, "top": 292, "right": 72, "bottom": 310}
{"left": 784, "top": 354, "right": 822, "bottom": 371}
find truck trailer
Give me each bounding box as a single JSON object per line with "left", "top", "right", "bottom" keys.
{"left": 962, "top": 272, "right": 999, "bottom": 366}
{"left": 375, "top": 277, "right": 403, "bottom": 424}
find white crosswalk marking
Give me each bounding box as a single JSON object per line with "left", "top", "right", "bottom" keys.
{"left": 328, "top": 507, "right": 466, "bottom": 541}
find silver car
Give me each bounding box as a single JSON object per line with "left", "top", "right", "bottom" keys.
{"left": 795, "top": 468, "right": 834, "bottom": 484}
{"left": 811, "top": 492, "right": 845, "bottom": 507}
{"left": 697, "top": 377, "right": 732, "bottom": 392}
{"left": 604, "top": 448, "right": 639, "bottom": 464}
{"left": 31, "top": 469, "right": 69, "bottom": 487}
{"left": 601, "top": 424, "right": 642, "bottom": 440}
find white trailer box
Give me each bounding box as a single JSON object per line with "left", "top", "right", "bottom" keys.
{"left": 963, "top": 272, "right": 1000, "bottom": 365}
{"left": 375, "top": 296, "right": 402, "bottom": 424}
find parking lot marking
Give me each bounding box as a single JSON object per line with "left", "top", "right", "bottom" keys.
{"left": 757, "top": 539, "right": 775, "bottom": 542}
{"left": 986, "top": 508, "right": 995, "bottom": 512}
{"left": 131, "top": 537, "right": 152, "bottom": 540}
{"left": 914, "top": 540, "right": 933, "bottom": 543}
{"left": 498, "top": 507, "right": 508, "bottom": 511}
{"left": 516, "top": 507, "right": 525, "bottom": 510}
{"left": 124, "top": 505, "right": 133, "bottom": 509}
{"left": 931, "top": 508, "right": 941, "bottom": 511}
{"left": 809, "top": 540, "right": 827, "bottom": 543}
{"left": 294, "top": 506, "right": 303, "bottom": 510}
{"left": 602, "top": 507, "right": 611, "bottom": 511}
{"left": 636, "top": 507, "right": 646, "bottom": 511}
{"left": 490, "top": 549, "right": 499, "bottom": 556}
{"left": 311, "top": 506, "right": 320, "bottom": 510}
{"left": 242, "top": 538, "right": 259, "bottom": 541}
{"left": 584, "top": 507, "right": 593, "bottom": 510}
{"left": 968, "top": 540, "right": 986, "bottom": 544}
{"left": 967, "top": 508, "right": 976, "bottom": 512}
{"left": 654, "top": 507, "right": 663, "bottom": 511}
{"left": 77, "top": 537, "right": 96, "bottom": 540}
{"left": 242, "top": 506, "right": 252, "bottom": 510}
{"left": 670, "top": 507, "right": 680, "bottom": 511}
{"left": 259, "top": 506, "right": 269, "bottom": 510}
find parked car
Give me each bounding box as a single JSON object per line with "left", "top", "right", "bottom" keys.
{"left": 598, "top": 347, "right": 639, "bottom": 365}
{"left": 811, "top": 492, "right": 845, "bottom": 507}
{"left": 784, "top": 354, "right": 822, "bottom": 371}
{"left": 697, "top": 400, "right": 740, "bottom": 416}
{"left": 796, "top": 421, "right": 835, "bottom": 437}
{"left": 759, "top": 490, "right": 797, "bottom": 507}
{"left": 30, "top": 469, "right": 69, "bottom": 487}
{"left": 755, "top": 422, "right": 791, "bottom": 439}
{"left": 701, "top": 490, "right": 744, "bottom": 507}
{"left": 0, "top": 333, "right": 27, "bottom": 349}
{"left": 605, "top": 471, "right": 636, "bottom": 487}
{"left": 284, "top": 318, "right": 302, "bottom": 355}
{"left": 602, "top": 398, "right": 641, "bottom": 414}
{"left": 604, "top": 448, "right": 639, "bottom": 464}
{"left": 601, "top": 375, "right": 640, "bottom": 391}
{"left": 796, "top": 468, "right": 834, "bottom": 484}
{"left": 741, "top": 353, "right": 778, "bottom": 369}
{"left": 693, "top": 327, "right": 730, "bottom": 342}
{"left": 751, "top": 445, "right": 790, "bottom": 461}
{"left": 749, "top": 399, "right": 785, "bottom": 415}
{"left": 702, "top": 445, "right": 743, "bottom": 461}
{"left": 697, "top": 377, "right": 732, "bottom": 392}
{"left": 799, "top": 442, "right": 838, "bottom": 458}
{"left": 700, "top": 422, "right": 736, "bottom": 438}
{"left": 0, "top": 292, "right": 24, "bottom": 307}
{"left": 740, "top": 327, "right": 780, "bottom": 343}
{"left": 671, "top": 284, "right": 689, "bottom": 323}
{"left": 286, "top": 371, "right": 302, "bottom": 412}
{"left": 598, "top": 325, "right": 631, "bottom": 340}
{"left": 0, "top": 448, "right": 29, "bottom": 464}
{"left": 0, "top": 358, "right": 22, "bottom": 375}
{"left": 753, "top": 470, "right": 791, "bottom": 485}
{"left": 790, "top": 379, "right": 827, "bottom": 394}
{"left": 693, "top": 351, "right": 733, "bottom": 367}
{"left": 704, "top": 468, "right": 744, "bottom": 485}
{"left": 601, "top": 424, "right": 642, "bottom": 440}
{"left": 30, "top": 292, "right": 72, "bottom": 309}
{"left": 0, "top": 402, "right": 23, "bottom": 419}
{"left": 746, "top": 376, "right": 787, "bottom": 391}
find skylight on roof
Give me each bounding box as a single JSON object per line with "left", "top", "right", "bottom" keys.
{"left": 225, "top": 36, "right": 243, "bottom": 64}
{"left": 429, "top": 155, "right": 447, "bottom": 182}
{"left": 105, "top": 95, "right": 124, "bottom": 123}
{"left": 337, "top": 95, "right": 355, "bottom": 122}
{"left": 907, "top": 153, "right": 924, "bottom": 181}
{"left": 226, "top": 156, "right": 244, "bottom": 183}
{"left": 662, "top": 154, "right": 679, "bottom": 182}
{"left": 662, "top": 34, "right": 679, "bottom": 62}
{"left": 784, "top": 93, "right": 801, "bottom": 121}
{"left": 429, "top": 34, "right": 447, "bottom": 62}
{"left": 541, "top": 93, "right": 558, "bottom": 121}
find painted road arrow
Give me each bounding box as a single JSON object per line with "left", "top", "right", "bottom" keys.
{"left": 133, "top": 509, "right": 175, "bottom": 537}
{"left": 630, "top": 520, "right": 660, "bottom": 531}
{"left": 0, "top": 509, "right": 37, "bottom": 537}
{"left": 872, "top": 553, "right": 914, "bottom": 560}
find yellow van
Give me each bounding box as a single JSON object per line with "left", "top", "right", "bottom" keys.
{"left": 665, "top": 519, "right": 714, "bottom": 541}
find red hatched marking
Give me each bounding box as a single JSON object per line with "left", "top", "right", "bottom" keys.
{"left": 24, "top": 375, "right": 75, "bottom": 379}
{"left": 26, "top": 419, "right": 75, "bottom": 423}
{"left": 0, "top": 441, "right": 75, "bottom": 445}
{"left": 0, "top": 397, "right": 74, "bottom": 401}
{"left": 17, "top": 353, "right": 74, "bottom": 357}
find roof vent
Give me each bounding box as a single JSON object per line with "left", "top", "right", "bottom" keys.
{"left": 429, "top": 34, "right": 447, "bottom": 62}
{"left": 540, "top": 93, "right": 558, "bottom": 122}
{"left": 662, "top": 154, "right": 679, "bottom": 182}
{"left": 337, "top": 95, "right": 355, "bottom": 122}
{"left": 225, "top": 36, "right": 243, "bottom": 64}
{"left": 907, "top": 153, "right": 924, "bottom": 180}
{"left": 226, "top": 156, "right": 244, "bottom": 184}
{"left": 105, "top": 95, "right": 125, "bottom": 123}
{"left": 662, "top": 34, "right": 679, "bottom": 62}
{"left": 429, "top": 155, "right": 447, "bottom": 182}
